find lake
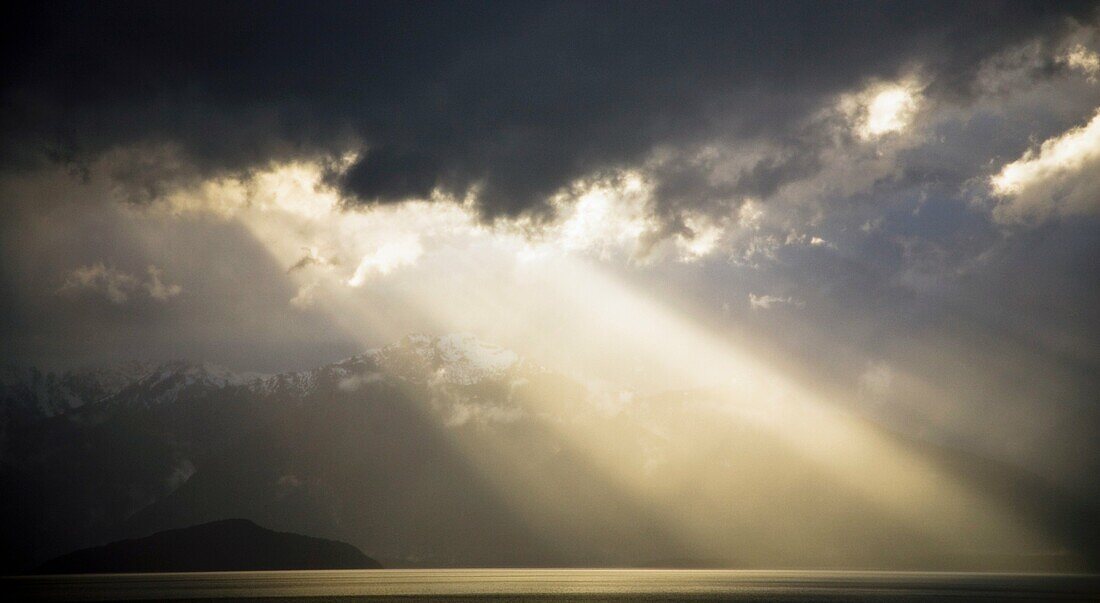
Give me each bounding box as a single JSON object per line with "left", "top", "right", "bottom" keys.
{"left": 6, "top": 569, "right": 1100, "bottom": 601}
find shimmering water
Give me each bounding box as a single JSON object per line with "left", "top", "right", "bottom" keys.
{"left": 7, "top": 569, "right": 1100, "bottom": 601}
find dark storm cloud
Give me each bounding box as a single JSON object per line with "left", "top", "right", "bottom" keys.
{"left": 2, "top": 0, "right": 1095, "bottom": 220}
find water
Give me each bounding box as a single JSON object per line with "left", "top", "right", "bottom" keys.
{"left": 6, "top": 569, "right": 1100, "bottom": 601}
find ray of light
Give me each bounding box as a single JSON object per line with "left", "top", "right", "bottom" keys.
{"left": 165, "top": 158, "right": 1063, "bottom": 567}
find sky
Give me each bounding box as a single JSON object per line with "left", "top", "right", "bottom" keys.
{"left": 2, "top": 0, "right": 1100, "bottom": 490}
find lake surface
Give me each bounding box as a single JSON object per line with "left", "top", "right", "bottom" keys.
{"left": 7, "top": 569, "right": 1100, "bottom": 601}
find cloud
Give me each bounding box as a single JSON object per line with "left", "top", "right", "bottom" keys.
{"left": 59, "top": 263, "right": 181, "bottom": 304}
{"left": 289, "top": 281, "right": 321, "bottom": 310}
{"left": 540, "top": 176, "right": 655, "bottom": 259}
{"left": 346, "top": 238, "right": 424, "bottom": 287}
{"left": 990, "top": 108, "right": 1100, "bottom": 223}
{"left": 1061, "top": 44, "right": 1100, "bottom": 81}
{"left": 3, "top": 2, "right": 1095, "bottom": 281}
{"left": 143, "top": 265, "right": 182, "bottom": 300}
{"left": 442, "top": 400, "right": 525, "bottom": 428}
{"left": 748, "top": 293, "right": 804, "bottom": 311}
{"left": 0, "top": 2, "right": 1098, "bottom": 488}
{"left": 59, "top": 263, "right": 139, "bottom": 304}
{"left": 2, "top": 1, "right": 1092, "bottom": 230}
{"left": 288, "top": 248, "right": 326, "bottom": 273}
{"left": 840, "top": 78, "right": 924, "bottom": 140}
{"left": 337, "top": 371, "right": 383, "bottom": 392}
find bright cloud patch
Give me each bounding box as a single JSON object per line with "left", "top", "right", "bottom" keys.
{"left": 990, "top": 109, "right": 1100, "bottom": 223}
{"left": 675, "top": 214, "right": 726, "bottom": 262}
{"left": 153, "top": 159, "right": 479, "bottom": 306}
{"left": 841, "top": 78, "right": 923, "bottom": 140}
{"left": 864, "top": 88, "right": 918, "bottom": 137}
{"left": 1061, "top": 44, "right": 1100, "bottom": 81}
{"left": 501, "top": 172, "right": 728, "bottom": 263}
{"left": 347, "top": 237, "right": 425, "bottom": 286}
{"left": 548, "top": 178, "right": 654, "bottom": 257}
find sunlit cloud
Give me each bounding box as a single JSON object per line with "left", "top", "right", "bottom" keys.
{"left": 543, "top": 176, "right": 655, "bottom": 258}
{"left": 731, "top": 234, "right": 781, "bottom": 268}
{"left": 841, "top": 77, "right": 924, "bottom": 140}
{"left": 1061, "top": 44, "right": 1100, "bottom": 81}
{"left": 347, "top": 237, "right": 424, "bottom": 286}
{"left": 865, "top": 87, "right": 918, "bottom": 137}
{"left": 675, "top": 213, "right": 726, "bottom": 262}
{"left": 150, "top": 159, "right": 481, "bottom": 303}
{"left": 990, "top": 108, "right": 1100, "bottom": 223}
{"left": 737, "top": 199, "right": 765, "bottom": 230}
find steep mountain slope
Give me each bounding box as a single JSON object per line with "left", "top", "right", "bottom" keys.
{"left": 1, "top": 334, "right": 1095, "bottom": 573}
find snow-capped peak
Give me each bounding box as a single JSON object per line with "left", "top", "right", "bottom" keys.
{"left": 2, "top": 334, "right": 530, "bottom": 418}
{"left": 435, "top": 333, "right": 519, "bottom": 383}
{"left": 139, "top": 360, "right": 248, "bottom": 389}
{"left": 101, "top": 360, "right": 255, "bottom": 407}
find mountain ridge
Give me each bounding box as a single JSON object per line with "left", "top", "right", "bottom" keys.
{"left": 2, "top": 333, "right": 1096, "bottom": 573}
{"left": 1, "top": 333, "right": 539, "bottom": 419}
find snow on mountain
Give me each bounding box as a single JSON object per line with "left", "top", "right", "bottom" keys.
{"left": 139, "top": 361, "right": 250, "bottom": 389}
{"left": 369, "top": 333, "right": 522, "bottom": 386}
{"left": 1, "top": 332, "right": 532, "bottom": 422}
{"left": 106, "top": 360, "right": 258, "bottom": 408}
{"left": 1, "top": 334, "right": 529, "bottom": 417}
{"left": 435, "top": 333, "right": 519, "bottom": 384}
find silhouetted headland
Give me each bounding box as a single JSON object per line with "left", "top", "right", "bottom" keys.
{"left": 34, "top": 519, "right": 381, "bottom": 574}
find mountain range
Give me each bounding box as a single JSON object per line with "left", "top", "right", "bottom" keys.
{"left": 2, "top": 334, "right": 1096, "bottom": 573}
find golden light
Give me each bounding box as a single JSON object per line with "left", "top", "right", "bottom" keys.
{"left": 150, "top": 157, "right": 1061, "bottom": 568}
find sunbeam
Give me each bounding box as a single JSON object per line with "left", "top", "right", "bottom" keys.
{"left": 151, "top": 158, "right": 1065, "bottom": 569}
